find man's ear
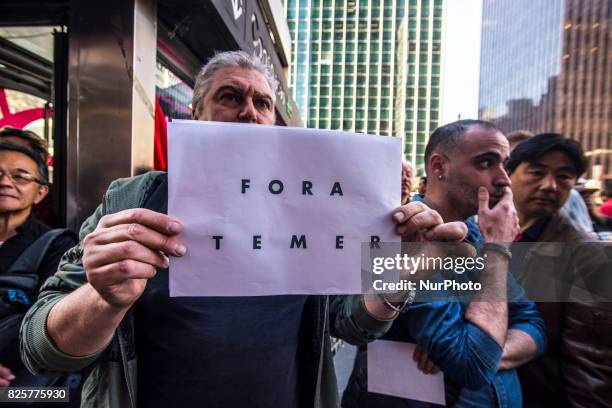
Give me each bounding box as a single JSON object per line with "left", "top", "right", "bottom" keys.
{"left": 33, "top": 184, "right": 49, "bottom": 205}
{"left": 192, "top": 101, "right": 203, "bottom": 120}
{"left": 429, "top": 153, "right": 447, "bottom": 180}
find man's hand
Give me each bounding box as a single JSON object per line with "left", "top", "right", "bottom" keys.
{"left": 364, "top": 202, "right": 468, "bottom": 320}
{"left": 48, "top": 209, "right": 186, "bottom": 357}
{"left": 477, "top": 186, "right": 519, "bottom": 244}
{"left": 413, "top": 345, "right": 440, "bottom": 375}
{"left": 0, "top": 364, "right": 15, "bottom": 387}
{"left": 393, "top": 201, "right": 470, "bottom": 280}
{"left": 83, "top": 208, "right": 186, "bottom": 309}
{"left": 392, "top": 201, "right": 467, "bottom": 242}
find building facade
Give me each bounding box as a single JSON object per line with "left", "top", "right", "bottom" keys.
{"left": 479, "top": 0, "right": 611, "bottom": 179}
{"left": 285, "top": 0, "right": 445, "bottom": 174}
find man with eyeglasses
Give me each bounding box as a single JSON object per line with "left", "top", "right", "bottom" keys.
{"left": 0, "top": 126, "right": 55, "bottom": 226}
{"left": 507, "top": 134, "right": 612, "bottom": 407}
{"left": 0, "top": 141, "right": 76, "bottom": 388}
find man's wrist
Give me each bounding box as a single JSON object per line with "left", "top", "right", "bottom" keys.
{"left": 363, "top": 294, "right": 398, "bottom": 320}
{"left": 88, "top": 284, "right": 132, "bottom": 316}
{"left": 482, "top": 243, "right": 512, "bottom": 260}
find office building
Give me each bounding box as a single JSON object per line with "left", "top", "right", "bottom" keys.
{"left": 479, "top": 0, "right": 610, "bottom": 178}
{"left": 285, "top": 0, "right": 445, "bottom": 173}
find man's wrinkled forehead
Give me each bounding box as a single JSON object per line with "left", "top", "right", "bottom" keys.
{"left": 209, "top": 67, "right": 274, "bottom": 99}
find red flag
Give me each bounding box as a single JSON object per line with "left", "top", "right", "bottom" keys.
{"left": 154, "top": 97, "right": 168, "bottom": 171}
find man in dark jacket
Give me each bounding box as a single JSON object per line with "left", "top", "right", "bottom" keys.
{"left": 0, "top": 140, "right": 75, "bottom": 387}
{"left": 507, "top": 133, "right": 612, "bottom": 407}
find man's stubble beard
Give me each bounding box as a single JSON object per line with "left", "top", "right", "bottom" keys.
{"left": 446, "top": 171, "right": 480, "bottom": 219}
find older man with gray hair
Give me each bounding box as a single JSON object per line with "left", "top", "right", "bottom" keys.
{"left": 401, "top": 161, "right": 414, "bottom": 205}
{"left": 21, "top": 51, "right": 467, "bottom": 407}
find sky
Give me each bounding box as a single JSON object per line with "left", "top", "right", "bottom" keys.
{"left": 441, "top": 0, "right": 483, "bottom": 124}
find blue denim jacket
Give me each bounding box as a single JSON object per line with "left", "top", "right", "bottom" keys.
{"left": 384, "top": 211, "right": 546, "bottom": 407}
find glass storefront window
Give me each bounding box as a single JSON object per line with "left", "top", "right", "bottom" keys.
{"left": 0, "top": 27, "right": 56, "bottom": 172}
{"left": 155, "top": 62, "right": 193, "bottom": 120}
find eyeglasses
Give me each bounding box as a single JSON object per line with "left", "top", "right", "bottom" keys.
{"left": 0, "top": 170, "right": 46, "bottom": 186}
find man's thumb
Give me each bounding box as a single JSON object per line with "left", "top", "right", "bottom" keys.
{"left": 478, "top": 187, "right": 489, "bottom": 212}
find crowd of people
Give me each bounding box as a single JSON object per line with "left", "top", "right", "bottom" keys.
{"left": 0, "top": 51, "right": 611, "bottom": 407}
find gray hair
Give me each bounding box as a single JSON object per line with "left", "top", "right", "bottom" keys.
{"left": 191, "top": 50, "right": 277, "bottom": 117}
{"left": 0, "top": 141, "right": 48, "bottom": 183}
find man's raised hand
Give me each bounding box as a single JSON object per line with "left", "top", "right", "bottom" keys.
{"left": 83, "top": 208, "right": 186, "bottom": 309}
{"left": 477, "top": 186, "right": 519, "bottom": 244}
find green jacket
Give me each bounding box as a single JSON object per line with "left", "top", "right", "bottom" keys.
{"left": 20, "top": 172, "right": 395, "bottom": 408}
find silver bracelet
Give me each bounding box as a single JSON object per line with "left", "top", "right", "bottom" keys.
{"left": 378, "top": 290, "right": 415, "bottom": 312}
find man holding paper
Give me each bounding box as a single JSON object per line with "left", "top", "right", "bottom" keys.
{"left": 20, "top": 51, "right": 466, "bottom": 407}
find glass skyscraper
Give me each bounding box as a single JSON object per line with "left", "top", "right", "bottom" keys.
{"left": 284, "top": 0, "right": 444, "bottom": 174}
{"left": 479, "top": 0, "right": 611, "bottom": 178}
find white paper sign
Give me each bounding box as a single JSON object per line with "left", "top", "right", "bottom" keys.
{"left": 368, "top": 340, "right": 446, "bottom": 405}
{"left": 168, "top": 120, "right": 400, "bottom": 296}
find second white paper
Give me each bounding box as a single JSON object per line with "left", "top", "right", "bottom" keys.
{"left": 368, "top": 340, "right": 445, "bottom": 405}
